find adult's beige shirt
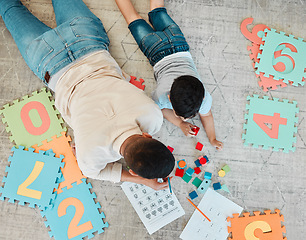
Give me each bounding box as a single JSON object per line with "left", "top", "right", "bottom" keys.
{"left": 54, "top": 50, "right": 163, "bottom": 183}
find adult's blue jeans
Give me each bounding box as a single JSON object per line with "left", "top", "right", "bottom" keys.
{"left": 128, "top": 7, "right": 189, "bottom": 66}
{"left": 0, "top": 0, "right": 109, "bottom": 84}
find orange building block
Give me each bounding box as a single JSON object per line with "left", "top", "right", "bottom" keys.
{"left": 33, "top": 132, "right": 85, "bottom": 193}
{"left": 227, "top": 209, "right": 286, "bottom": 240}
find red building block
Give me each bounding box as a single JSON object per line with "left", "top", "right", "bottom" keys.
{"left": 195, "top": 142, "right": 203, "bottom": 151}
{"left": 191, "top": 126, "right": 200, "bottom": 136}
{"left": 167, "top": 146, "right": 174, "bottom": 153}
{"left": 199, "top": 156, "right": 206, "bottom": 165}
{"left": 194, "top": 167, "right": 201, "bottom": 174}
{"left": 175, "top": 168, "right": 184, "bottom": 177}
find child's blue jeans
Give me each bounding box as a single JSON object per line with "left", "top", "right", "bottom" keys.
{"left": 128, "top": 7, "right": 189, "bottom": 66}
{"left": 0, "top": 0, "right": 109, "bottom": 84}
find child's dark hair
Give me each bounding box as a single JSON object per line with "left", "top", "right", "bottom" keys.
{"left": 170, "top": 75, "right": 205, "bottom": 118}
{"left": 124, "top": 138, "right": 175, "bottom": 179}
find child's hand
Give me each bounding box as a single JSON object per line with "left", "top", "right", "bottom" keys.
{"left": 179, "top": 122, "right": 196, "bottom": 136}
{"left": 142, "top": 177, "right": 173, "bottom": 191}
{"left": 210, "top": 139, "right": 223, "bottom": 151}
{"left": 71, "top": 143, "right": 76, "bottom": 156}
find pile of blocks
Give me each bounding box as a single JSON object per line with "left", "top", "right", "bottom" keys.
{"left": 174, "top": 150, "right": 231, "bottom": 200}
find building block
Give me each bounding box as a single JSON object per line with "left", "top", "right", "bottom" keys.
{"left": 199, "top": 155, "right": 209, "bottom": 165}
{"left": 194, "top": 167, "right": 201, "bottom": 175}
{"left": 129, "top": 76, "right": 145, "bottom": 90}
{"left": 192, "top": 177, "right": 202, "bottom": 188}
{"left": 194, "top": 159, "right": 201, "bottom": 167}
{"left": 242, "top": 95, "right": 298, "bottom": 153}
{"left": 222, "top": 164, "right": 231, "bottom": 173}
{"left": 191, "top": 126, "right": 200, "bottom": 136}
{"left": 204, "top": 172, "right": 212, "bottom": 180}
{"left": 175, "top": 168, "right": 184, "bottom": 177}
{"left": 167, "top": 146, "right": 174, "bottom": 153}
{"left": 221, "top": 184, "right": 230, "bottom": 193}
{"left": 218, "top": 170, "right": 226, "bottom": 177}
{"left": 255, "top": 29, "right": 306, "bottom": 87}
{"left": 41, "top": 179, "right": 109, "bottom": 240}
{"left": 186, "top": 168, "right": 195, "bottom": 176}
{"left": 227, "top": 209, "right": 286, "bottom": 240}
{"left": 197, "top": 179, "right": 211, "bottom": 194}
{"left": 0, "top": 146, "right": 64, "bottom": 210}
{"left": 33, "top": 132, "right": 85, "bottom": 194}
{"left": 195, "top": 142, "right": 203, "bottom": 151}
{"left": 0, "top": 88, "right": 66, "bottom": 148}
{"left": 213, "top": 182, "right": 222, "bottom": 190}
{"left": 177, "top": 159, "right": 187, "bottom": 169}
{"left": 182, "top": 173, "right": 192, "bottom": 183}
{"left": 189, "top": 191, "right": 198, "bottom": 200}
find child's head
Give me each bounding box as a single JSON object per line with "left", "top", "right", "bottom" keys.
{"left": 124, "top": 137, "right": 175, "bottom": 179}
{"left": 169, "top": 75, "right": 205, "bottom": 119}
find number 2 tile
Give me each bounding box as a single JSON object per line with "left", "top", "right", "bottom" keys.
{"left": 41, "top": 179, "right": 108, "bottom": 240}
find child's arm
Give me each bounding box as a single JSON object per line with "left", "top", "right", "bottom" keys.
{"left": 199, "top": 110, "right": 223, "bottom": 150}
{"left": 121, "top": 169, "right": 169, "bottom": 190}
{"left": 162, "top": 108, "right": 196, "bottom": 136}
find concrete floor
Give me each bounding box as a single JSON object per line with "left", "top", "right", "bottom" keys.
{"left": 0, "top": 0, "right": 305, "bottom": 239}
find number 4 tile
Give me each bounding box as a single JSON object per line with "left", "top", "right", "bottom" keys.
{"left": 242, "top": 95, "right": 299, "bottom": 153}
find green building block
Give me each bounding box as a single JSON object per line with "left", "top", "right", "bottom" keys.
{"left": 221, "top": 164, "right": 231, "bottom": 173}
{"left": 192, "top": 177, "right": 202, "bottom": 188}
{"left": 182, "top": 173, "right": 192, "bottom": 183}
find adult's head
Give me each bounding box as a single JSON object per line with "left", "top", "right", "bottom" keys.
{"left": 170, "top": 75, "right": 205, "bottom": 119}
{"left": 123, "top": 134, "right": 175, "bottom": 179}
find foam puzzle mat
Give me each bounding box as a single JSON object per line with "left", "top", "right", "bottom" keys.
{"left": 41, "top": 179, "right": 109, "bottom": 240}
{"left": 0, "top": 146, "right": 64, "bottom": 209}
{"left": 33, "top": 132, "right": 85, "bottom": 194}
{"left": 256, "top": 29, "right": 306, "bottom": 87}
{"left": 0, "top": 88, "right": 66, "bottom": 147}
{"left": 227, "top": 209, "right": 286, "bottom": 240}
{"left": 242, "top": 95, "right": 298, "bottom": 152}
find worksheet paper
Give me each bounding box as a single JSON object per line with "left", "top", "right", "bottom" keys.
{"left": 180, "top": 188, "right": 243, "bottom": 240}
{"left": 121, "top": 182, "right": 185, "bottom": 235}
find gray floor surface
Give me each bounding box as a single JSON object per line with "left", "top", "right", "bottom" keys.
{"left": 0, "top": 0, "right": 305, "bottom": 239}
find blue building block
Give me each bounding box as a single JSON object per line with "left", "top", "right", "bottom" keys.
{"left": 186, "top": 167, "right": 195, "bottom": 176}
{"left": 189, "top": 190, "right": 198, "bottom": 200}
{"left": 204, "top": 172, "right": 212, "bottom": 180}
{"left": 213, "top": 182, "right": 222, "bottom": 190}
{"left": 197, "top": 179, "right": 211, "bottom": 194}
{"left": 194, "top": 159, "right": 201, "bottom": 167}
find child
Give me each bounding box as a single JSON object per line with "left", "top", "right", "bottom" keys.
{"left": 0, "top": 0, "right": 174, "bottom": 190}
{"left": 115, "top": 0, "right": 223, "bottom": 150}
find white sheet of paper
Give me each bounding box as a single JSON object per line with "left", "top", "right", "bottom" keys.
{"left": 180, "top": 188, "right": 243, "bottom": 240}
{"left": 121, "top": 182, "right": 185, "bottom": 235}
